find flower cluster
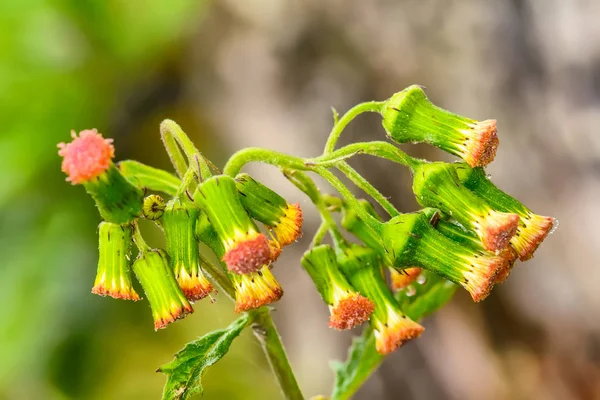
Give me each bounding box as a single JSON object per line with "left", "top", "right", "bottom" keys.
{"left": 59, "top": 85, "right": 555, "bottom": 357}
{"left": 58, "top": 128, "right": 302, "bottom": 330}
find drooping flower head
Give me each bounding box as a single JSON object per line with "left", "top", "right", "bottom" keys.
{"left": 336, "top": 244, "right": 424, "bottom": 354}
{"left": 235, "top": 173, "right": 303, "bottom": 247}
{"left": 380, "top": 211, "right": 506, "bottom": 302}
{"left": 381, "top": 85, "right": 498, "bottom": 167}
{"left": 194, "top": 175, "right": 275, "bottom": 274}
{"left": 195, "top": 213, "right": 284, "bottom": 312}
{"left": 58, "top": 129, "right": 143, "bottom": 224}
{"left": 92, "top": 221, "right": 140, "bottom": 301}
{"left": 132, "top": 249, "right": 194, "bottom": 330}
{"left": 435, "top": 218, "right": 518, "bottom": 285}
{"left": 231, "top": 266, "right": 284, "bottom": 313}
{"left": 454, "top": 163, "right": 557, "bottom": 261}
{"left": 412, "top": 162, "right": 520, "bottom": 252}
{"left": 160, "top": 199, "right": 213, "bottom": 301}
{"left": 302, "top": 245, "right": 374, "bottom": 330}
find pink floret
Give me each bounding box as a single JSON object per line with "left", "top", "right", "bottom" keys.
{"left": 58, "top": 129, "right": 114, "bottom": 184}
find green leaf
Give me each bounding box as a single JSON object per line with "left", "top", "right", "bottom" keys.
{"left": 330, "top": 272, "right": 457, "bottom": 400}
{"left": 330, "top": 327, "right": 382, "bottom": 400}
{"left": 158, "top": 313, "right": 253, "bottom": 399}
{"left": 118, "top": 160, "right": 181, "bottom": 196}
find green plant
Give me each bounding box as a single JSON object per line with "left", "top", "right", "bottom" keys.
{"left": 58, "top": 85, "right": 556, "bottom": 399}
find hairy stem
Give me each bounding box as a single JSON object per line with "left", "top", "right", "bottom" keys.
{"left": 253, "top": 311, "right": 305, "bottom": 400}
{"left": 323, "top": 101, "right": 384, "bottom": 154}
{"left": 336, "top": 162, "right": 399, "bottom": 217}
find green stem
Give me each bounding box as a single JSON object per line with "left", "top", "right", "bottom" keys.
{"left": 314, "top": 167, "right": 382, "bottom": 234}
{"left": 224, "top": 148, "right": 309, "bottom": 177}
{"left": 284, "top": 170, "right": 345, "bottom": 248}
{"left": 131, "top": 221, "right": 150, "bottom": 253}
{"left": 336, "top": 162, "right": 399, "bottom": 217}
{"left": 311, "top": 220, "right": 329, "bottom": 247}
{"left": 160, "top": 119, "right": 213, "bottom": 180}
{"left": 323, "top": 101, "right": 384, "bottom": 154}
{"left": 313, "top": 141, "right": 420, "bottom": 170}
{"left": 253, "top": 311, "right": 305, "bottom": 400}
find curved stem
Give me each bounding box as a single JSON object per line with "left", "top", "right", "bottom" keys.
{"left": 253, "top": 311, "right": 305, "bottom": 400}
{"left": 284, "top": 170, "right": 346, "bottom": 248}
{"left": 131, "top": 221, "right": 150, "bottom": 253}
{"left": 314, "top": 167, "right": 382, "bottom": 234}
{"left": 224, "top": 147, "right": 308, "bottom": 177}
{"left": 314, "top": 141, "right": 421, "bottom": 170}
{"left": 336, "top": 162, "right": 399, "bottom": 217}
{"left": 160, "top": 119, "right": 213, "bottom": 180}
{"left": 323, "top": 101, "right": 384, "bottom": 154}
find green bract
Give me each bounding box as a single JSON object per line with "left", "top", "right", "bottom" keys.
{"left": 132, "top": 249, "right": 193, "bottom": 330}
{"left": 336, "top": 244, "right": 423, "bottom": 355}
{"left": 301, "top": 244, "right": 374, "bottom": 330}
{"left": 412, "top": 161, "right": 520, "bottom": 252}
{"left": 381, "top": 85, "right": 498, "bottom": 167}
{"left": 84, "top": 163, "right": 144, "bottom": 224}
{"left": 92, "top": 221, "right": 139, "bottom": 301}
{"left": 194, "top": 175, "right": 274, "bottom": 274}
{"left": 161, "top": 199, "right": 213, "bottom": 301}
{"left": 453, "top": 163, "right": 556, "bottom": 260}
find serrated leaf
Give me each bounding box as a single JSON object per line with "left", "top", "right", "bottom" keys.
{"left": 330, "top": 272, "right": 457, "bottom": 400}
{"left": 158, "top": 313, "right": 253, "bottom": 400}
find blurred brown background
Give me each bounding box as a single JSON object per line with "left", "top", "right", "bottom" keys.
{"left": 1, "top": 1, "right": 598, "bottom": 399}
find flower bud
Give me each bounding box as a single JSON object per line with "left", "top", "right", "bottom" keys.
{"left": 161, "top": 199, "right": 213, "bottom": 301}
{"left": 231, "top": 266, "right": 284, "bottom": 313}
{"left": 132, "top": 249, "right": 193, "bottom": 330}
{"left": 92, "top": 222, "right": 140, "bottom": 300}
{"left": 381, "top": 85, "right": 498, "bottom": 167}
{"left": 301, "top": 245, "right": 374, "bottom": 330}
{"left": 58, "top": 129, "right": 143, "bottom": 224}
{"left": 142, "top": 195, "right": 166, "bottom": 220}
{"left": 118, "top": 160, "right": 180, "bottom": 195}
{"left": 436, "top": 218, "right": 517, "bottom": 284}
{"left": 455, "top": 164, "right": 557, "bottom": 261}
{"left": 196, "top": 215, "right": 283, "bottom": 312}
{"left": 194, "top": 175, "right": 274, "bottom": 274}
{"left": 412, "top": 162, "right": 520, "bottom": 252}
{"left": 235, "top": 173, "right": 303, "bottom": 247}
{"left": 380, "top": 212, "right": 506, "bottom": 302}
{"left": 336, "top": 245, "right": 424, "bottom": 355}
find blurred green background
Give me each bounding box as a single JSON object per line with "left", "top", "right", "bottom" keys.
{"left": 2, "top": 1, "right": 599, "bottom": 399}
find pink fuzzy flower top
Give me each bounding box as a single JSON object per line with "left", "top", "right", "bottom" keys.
{"left": 58, "top": 129, "right": 114, "bottom": 184}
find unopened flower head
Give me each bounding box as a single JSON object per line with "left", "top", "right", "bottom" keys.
{"left": 455, "top": 163, "right": 556, "bottom": 261}
{"left": 231, "top": 265, "right": 284, "bottom": 313}
{"left": 301, "top": 245, "right": 374, "bottom": 330}
{"left": 92, "top": 222, "right": 140, "bottom": 301}
{"left": 381, "top": 85, "right": 498, "bottom": 167}
{"left": 161, "top": 199, "right": 213, "bottom": 301}
{"left": 412, "top": 162, "right": 520, "bottom": 252}
{"left": 435, "top": 218, "right": 517, "bottom": 285}
{"left": 235, "top": 174, "right": 303, "bottom": 247}
{"left": 380, "top": 212, "right": 507, "bottom": 302}
{"left": 194, "top": 175, "right": 275, "bottom": 274}
{"left": 336, "top": 244, "right": 424, "bottom": 354}
{"left": 143, "top": 194, "right": 166, "bottom": 220}
{"left": 132, "top": 249, "right": 193, "bottom": 330}
{"left": 58, "top": 129, "right": 144, "bottom": 224}
{"left": 196, "top": 217, "right": 284, "bottom": 312}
